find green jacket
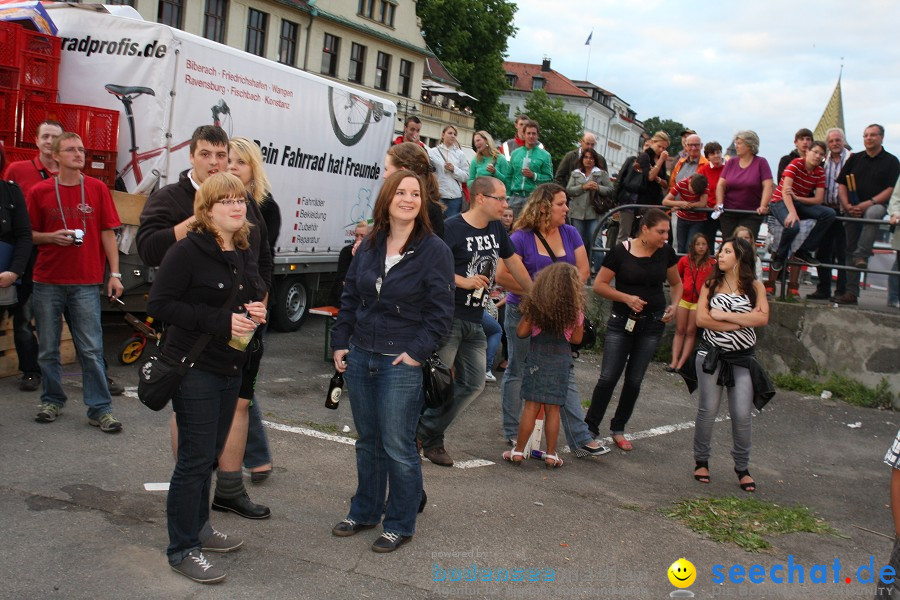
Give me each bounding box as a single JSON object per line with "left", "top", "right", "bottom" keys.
{"left": 469, "top": 153, "right": 510, "bottom": 189}
{"left": 508, "top": 145, "right": 553, "bottom": 197}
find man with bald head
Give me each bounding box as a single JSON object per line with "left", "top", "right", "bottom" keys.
{"left": 555, "top": 132, "right": 608, "bottom": 186}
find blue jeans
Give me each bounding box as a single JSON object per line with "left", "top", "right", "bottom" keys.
{"left": 167, "top": 369, "right": 240, "bottom": 565}
{"left": 570, "top": 217, "right": 603, "bottom": 272}
{"left": 585, "top": 313, "right": 664, "bottom": 434}
{"left": 345, "top": 346, "right": 424, "bottom": 537}
{"left": 32, "top": 283, "right": 111, "bottom": 419}
{"left": 418, "top": 318, "right": 486, "bottom": 450}
{"left": 0, "top": 293, "right": 39, "bottom": 376}
{"left": 676, "top": 218, "right": 708, "bottom": 254}
{"left": 888, "top": 252, "right": 899, "bottom": 305}
{"left": 442, "top": 197, "right": 463, "bottom": 218}
{"left": 243, "top": 397, "right": 272, "bottom": 469}
{"left": 768, "top": 201, "right": 836, "bottom": 258}
{"left": 482, "top": 311, "right": 502, "bottom": 371}
{"left": 509, "top": 195, "right": 528, "bottom": 220}
{"left": 501, "top": 303, "right": 595, "bottom": 449}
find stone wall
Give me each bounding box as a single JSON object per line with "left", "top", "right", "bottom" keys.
{"left": 586, "top": 292, "right": 899, "bottom": 401}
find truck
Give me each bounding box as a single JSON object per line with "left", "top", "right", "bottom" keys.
{"left": 36, "top": 3, "right": 395, "bottom": 331}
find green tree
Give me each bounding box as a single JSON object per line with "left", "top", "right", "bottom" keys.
{"left": 417, "top": 0, "right": 517, "bottom": 132}
{"left": 642, "top": 116, "right": 688, "bottom": 155}
{"left": 522, "top": 89, "right": 583, "bottom": 167}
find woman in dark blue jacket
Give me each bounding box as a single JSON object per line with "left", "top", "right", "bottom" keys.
{"left": 330, "top": 170, "right": 454, "bottom": 553}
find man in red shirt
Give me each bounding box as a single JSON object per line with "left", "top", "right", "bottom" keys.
{"left": 27, "top": 133, "right": 124, "bottom": 432}
{"left": 3, "top": 120, "right": 62, "bottom": 194}
{"left": 1, "top": 120, "right": 62, "bottom": 392}
{"left": 392, "top": 116, "right": 424, "bottom": 147}
{"left": 764, "top": 141, "right": 835, "bottom": 272}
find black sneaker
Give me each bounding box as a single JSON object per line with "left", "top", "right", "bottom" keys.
{"left": 20, "top": 374, "right": 41, "bottom": 392}
{"left": 371, "top": 531, "right": 412, "bottom": 553}
{"left": 332, "top": 518, "right": 377, "bottom": 537}
{"left": 170, "top": 550, "right": 226, "bottom": 584}
{"left": 106, "top": 377, "right": 125, "bottom": 396}
{"left": 770, "top": 254, "right": 784, "bottom": 272}
{"left": 575, "top": 442, "right": 611, "bottom": 458}
{"left": 792, "top": 250, "right": 820, "bottom": 267}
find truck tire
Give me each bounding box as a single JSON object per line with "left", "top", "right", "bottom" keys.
{"left": 270, "top": 276, "right": 309, "bottom": 332}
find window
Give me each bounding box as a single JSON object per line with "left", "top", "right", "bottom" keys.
{"left": 357, "top": 0, "right": 375, "bottom": 18}
{"left": 107, "top": 0, "right": 135, "bottom": 5}
{"left": 245, "top": 9, "right": 268, "bottom": 57}
{"left": 532, "top": 76, "right": 545, "bottom": 91}
{"left": 157, "top": 0, "right": 184, "bottom": 28}
{"left": 348, "top": 43, "right": 366, "bottom": 84}
{"left": 321, "top": 33, "right": 340, "bottom": 77}
{"left": 505, "top": 74, "right": 517, "bottom": 88}
{"left": 279, "top": 19, "right": 298, "bottom": 66}
{"left": 203, "top": 0, "right": 228, "bottom": 43}
{"left": 374, "top": 52, "right": 390, "bottom": 91}
{"left": 398, "top": 59, "right": 412, "bottom": 97}
{"left": 358, "top": 0, "right": 395, "bottom": 26}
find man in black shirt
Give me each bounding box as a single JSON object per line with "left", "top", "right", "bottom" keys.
{"left": 833, "top": 124, "right": 900, "bottom": 304}
{"left": 416, "top": 177, "right": 532, "bottom": 467}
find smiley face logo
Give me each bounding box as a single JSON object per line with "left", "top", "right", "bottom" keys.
{"left": 668, "top": 558, "right": 696, "bottom": 588}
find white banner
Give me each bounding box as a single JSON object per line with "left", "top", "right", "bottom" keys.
{"left": 51, "top": 8, "right": 395, "bottom": 257}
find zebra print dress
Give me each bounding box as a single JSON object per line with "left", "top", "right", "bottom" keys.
{"left": 702, "top": 293, "right": 756, "bottom": 350}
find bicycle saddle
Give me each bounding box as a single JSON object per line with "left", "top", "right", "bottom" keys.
{"left": 105, "top": 84, "right": 156, "bottom": 98}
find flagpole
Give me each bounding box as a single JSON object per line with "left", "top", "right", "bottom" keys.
{"left": 585, "top": 29, "right": 593, "bottom": 80}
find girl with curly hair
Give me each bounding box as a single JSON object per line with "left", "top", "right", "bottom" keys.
{"left": 502, "top": 262, "right": 584, "bottom": 468}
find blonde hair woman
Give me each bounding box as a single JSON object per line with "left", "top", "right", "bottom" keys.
{"left": 469, "top": 130, "right": 509, "bottom": 189}
{"left": 229, "top": 137, "right": 281, "bottom": 255}
{"left": 148, "top": 172, "right": 267, "bottom": 584}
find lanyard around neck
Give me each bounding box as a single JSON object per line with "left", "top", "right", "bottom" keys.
{"left": 54, "top": 175, "right": 89, "bottom": 234}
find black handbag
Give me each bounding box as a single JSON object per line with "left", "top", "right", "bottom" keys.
{"left": 137, "top": 255, "right": 245, "bottom": 411}
{"left": 532, "top": 230, "right": 595, "bottom": 355}
{"left": 422, "top": 353, "right": 453, "bottom": 409}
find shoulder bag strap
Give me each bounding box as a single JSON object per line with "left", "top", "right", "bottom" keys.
{"left": 178, "top": 251, "right": 247, "bottom": 371}
{"left": 533, "top": 230, "right": 558, "bottom": 263}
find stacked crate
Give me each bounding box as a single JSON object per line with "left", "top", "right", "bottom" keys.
{"left": 0, "top": 21, "right": 118, "bottom": 184}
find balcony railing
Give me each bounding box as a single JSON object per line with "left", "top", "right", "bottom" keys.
{"left": 419, "top": 102, "right": 475, "bottom": 127}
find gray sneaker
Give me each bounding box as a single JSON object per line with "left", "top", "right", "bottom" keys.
{"left": 201, "top": 529, "right": 243, "bottom": 553}
{"left": 170, "top": 550, "right": 226, "bottom": 584}
{"left": 35, "top": 403, "right": 61, "bottom": 423}
{"left": 88, "top": 413, "right": 123, "bottom": 433}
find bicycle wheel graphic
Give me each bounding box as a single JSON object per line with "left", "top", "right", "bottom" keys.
{"left": 328, "top": 87, "right": 382, "bottom": 146}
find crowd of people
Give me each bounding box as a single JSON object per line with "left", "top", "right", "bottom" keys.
{"left": 1, "top": 111, "right": 898, "bottom": 585}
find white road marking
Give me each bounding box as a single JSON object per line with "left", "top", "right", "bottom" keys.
{"left": 144, "top": 482, "right": 169, "bottom": 491}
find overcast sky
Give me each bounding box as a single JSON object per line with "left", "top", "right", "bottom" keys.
{"left": 506, "top": 0, "right": 900, "bottom": 164}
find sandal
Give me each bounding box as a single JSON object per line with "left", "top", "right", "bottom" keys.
{"left": 735, "top": 468, "right": 756, "bottom": 492}
{"left": 544, "top": 453, "right": 564, "bottom": 468}
{"left": 693, "top": 461, "right": 710, "bottom": 484}
{"left": 611, "top": 434, "right": 633, "bottom": 451}
{"left": 502, "top": 450, "right": 524, "bottom": 465}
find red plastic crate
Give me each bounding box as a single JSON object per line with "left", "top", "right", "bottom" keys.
{"left": 0, "top": 65, "right": 19, "bottom": 90}
{"left": 3, "top": 146, "right": 36, "bottom": 166}
{"left": 84, "top": 149, "right": 117, "bottom": 187}
{"left": 0, "top": 22, "right": 16, "bottom": 67}
{"left": 20, "top": 85, "right": 58, "bottom": 105}
{"left": 19, "top": 52, "right": 59, "bottom": 88}
{"left": 0, "top": 130, "right": 14, "bottom": 148}
{"left": 20, "top": 102, "right": 119, "bottom": 152}
{"left": 16, "top": 28, "right": 61, "bottom": 59}
{"left": 0, "top": 88, "right": 16, "bottom": 131}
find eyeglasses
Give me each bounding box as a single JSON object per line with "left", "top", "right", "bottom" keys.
{"left": 686, "top": 143, "right": 702, "bottom": 147}
{"left": 482, "top": 194, "right": 507, "bottom": 203}
{"left": 218, "top": 198, "right": 248, "bottom": 206}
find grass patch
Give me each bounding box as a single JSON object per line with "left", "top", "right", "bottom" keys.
{"left": 264, "top": 414, "right": 358, "bottom": 439}
{"left": 773, "top": 372, "right": 894, "bottom": 409}
{"left": 664, "top": 496, "right": 839, "bottom": 552}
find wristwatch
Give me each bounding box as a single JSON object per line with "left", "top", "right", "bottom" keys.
{"left": 110, "top": 272, "right": 122, "bottom": 279}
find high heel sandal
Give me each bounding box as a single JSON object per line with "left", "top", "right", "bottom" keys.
{"left": 544, "top": 453, "right": 564, "bottom": 469}
{"left": 502, "top": 449, "right": 524, "bottom": 465}
{"left": 693, "top": 461, "right": 710, "bottom": 484}
{"left": 735, "top": 468, "right": 756, "bottom": 492}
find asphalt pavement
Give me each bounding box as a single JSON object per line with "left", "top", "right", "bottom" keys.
{"left": 0, "top": 313, "right": 896, "bottom": 600}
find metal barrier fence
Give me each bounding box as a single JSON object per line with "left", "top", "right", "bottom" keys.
{"left": 590, "top": 205, "right": 898, "bottom": 302}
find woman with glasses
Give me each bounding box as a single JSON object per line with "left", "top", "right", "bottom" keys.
{"left": 148, "top": 173, "right": 267, "bottom": 584}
